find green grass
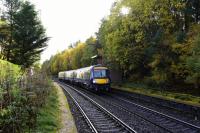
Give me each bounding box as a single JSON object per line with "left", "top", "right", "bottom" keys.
{"left": 55, "top": 83, "right": 77, "bottom": 133}
{"left": 0, "top": 59, "right": 21, "bottom": 104}
{"left": 0, "top": 59, "right": 21, "bottom": 81}
{"left": 112, "top": 82, "right": 200, "bottom": 107}
{"left": 36, "top": 86, "right": 61, "bottom": 132}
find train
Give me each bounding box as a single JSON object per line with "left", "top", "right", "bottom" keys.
{"left": 58, "top": 65, "right": 111, "bottom": 91}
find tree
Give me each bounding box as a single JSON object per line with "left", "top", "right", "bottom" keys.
{"left": 81, "top": 36, "right": 98, "bottom": 66}
{"left": 98, "top": 0, "right": 176, "bottom": 79}
{"left": 0, "top": 20, "right": 9, "bottom": 60}
{"left": 97, "top": 0, "right": 200, "bottom": 87}
{"left": 10, "top": 1, "right": 49, "bottom": 68}
{"left": 185, "top": 25, "right": 200, "bottom": 89}
{"left": 41, "top": 0, "right": 200, "bottom": 91}
{"left": 71, "top": 42, "right": 85, "bottom": 69}
{"left": 1, "top": 0, "right": 48, "bottom": 68}
{"left": 0, "top": 0, "right": 21, "bottom": 61}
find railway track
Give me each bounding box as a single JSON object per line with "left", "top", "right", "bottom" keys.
{"left": 66, "top": 84, "right": 200, "bottom": 133}
{"left": 58, "top": 82, "right": 137, "bottom": 133}
{"left": 111, "top": 89, "right": 199, "bottom": 121}
{"left": 58, "top": 81, "right": 200, "bottom": 132}
{"left": 106, "top": 94, "right": 200, "bottom": 133}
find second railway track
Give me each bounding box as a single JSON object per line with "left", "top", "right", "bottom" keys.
{"left": 103, "top": 94, "right": 200, "bottom": 133}
{"left": 58, "top": 82, "right": 137, "bottom": 133}
{"left": 58, "top": 81, "right": 200, "bottom": 133}
{"left": 79, "top": 87, "right": 200, "bottom": 133}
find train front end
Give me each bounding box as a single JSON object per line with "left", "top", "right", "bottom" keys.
{"left": 91, "top": 66, "right": 111, "bottom": 91}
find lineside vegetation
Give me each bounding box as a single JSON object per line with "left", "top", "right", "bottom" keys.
{"left": 36, "top": 85, "right": 61, "bottom": 132}
{"left": 0, "top": 60, "right": 54, "bottom": 132}
{"left": 0, "top": 0, "right": 58, "bottom": 132}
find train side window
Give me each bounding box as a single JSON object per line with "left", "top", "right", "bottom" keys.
{"left": 90, "top": 70, "right": 93, "bottom": 79}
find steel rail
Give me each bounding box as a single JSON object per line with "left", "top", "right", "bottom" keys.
{"left": 68, "top": 84, "right": 199, "bottom": 133}
{"left": 111, "top": 94, "right": 200, "bottom": 130}
{"left": 57, "top": 80, "right": 200, "bottom": 132}
{"left": 74, "top": 85, "right": 173, "bottom": 133}
{"left": 59, "top": 82, "right": 137, "bottom": 133}
{"left": 60, "top": 83, "right": 98, "bottom": 133}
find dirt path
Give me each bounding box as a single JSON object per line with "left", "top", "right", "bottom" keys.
{"left": 55, "top": 83, "right": 77, "bottom": 133}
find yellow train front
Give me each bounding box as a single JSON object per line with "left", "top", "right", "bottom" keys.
{"left": 89, "top": 66, "right": 111, "bottom": 91}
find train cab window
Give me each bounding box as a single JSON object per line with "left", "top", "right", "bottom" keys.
{"left": 93, "top": 69, "right": 107, "bottom": 78}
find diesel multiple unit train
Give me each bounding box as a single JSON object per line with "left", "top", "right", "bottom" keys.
{"left": 58, "top": 65, "right": 111, "bottom": 91}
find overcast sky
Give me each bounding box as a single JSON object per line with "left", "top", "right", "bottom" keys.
{"left": 28, "top": 0, "right": 115, "bottom": 63}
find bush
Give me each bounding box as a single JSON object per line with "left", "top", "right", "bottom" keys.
{"left": 0, "top": 60, "right": 52, "bottom": 132}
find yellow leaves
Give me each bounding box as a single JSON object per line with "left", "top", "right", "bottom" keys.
{"left": 0, "top": 20, "right": 7, "bottom": 26}
{"left": 0, "top": 59, "right": 21, "bottom": 82}
{"left": 151, "top": 70, "right": 167, "bottom": 83}
{"left": 171, "top": 24, "right": 200, "bottom": 56}
{"left": 148, "top": 55, "right": 161, "bottom": 68}
{"left": 135, "top": 31, "right": 144, "bottom": 43}
{"left": 170, "top": 63, "right": 188, "bottom": 78}
{"left": 174, "top": 2, "right": 185, "bottom": 9}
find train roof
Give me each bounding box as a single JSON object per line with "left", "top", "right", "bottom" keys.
{"left": 93, "top": 66, "right": 108, "bottom": 69}
{"left": 58, "top": 65, "right": 108, "bottom": 74}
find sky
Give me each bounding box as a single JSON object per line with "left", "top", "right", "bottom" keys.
{"left": 28, "top": 0, "right": 115, "bottom": 63}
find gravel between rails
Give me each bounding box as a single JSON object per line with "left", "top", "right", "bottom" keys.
{"left": 110, "top": 89, "right": 200, "bottom": 127}
{"left": 59, "top": 82, "right": 136, "bottom": 133}
{"left": 62, "top": 86, "right": 92, "bottom": 133}
{"left": 55, "top": 79, "right": 200, "bottom": 133}
{"left": 58, "top": 81, "right": 200, "bottom": 133}
{"left": 62, "top": 83, "right": 169, "bottom": 133}
{"left": 100, "top": 94, "right": 200, "bottom": 133}
{"left": 78, "top": 87, "right": 200, "bottom": 133}
{"left": 70, "top": 85, "right": 200, "bottom": 133}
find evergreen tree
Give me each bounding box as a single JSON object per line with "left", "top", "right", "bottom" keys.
{"left": 0, "top": 0, "right": 21, "bottom": 61}
{"left": 11, "top": 1, "right": 49, "bottom": 68}
{"left": 1, "top": 0, "right": 48, "bottom": 68}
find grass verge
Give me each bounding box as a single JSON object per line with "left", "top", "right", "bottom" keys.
{"left": 55, "top": 83, "right": 77, "bottom": 133}
{"left": 112, "top": 82, "right": 200, "bottom": 107}
{"left": 36, "top": 85, "right": 61, "bottom": 132}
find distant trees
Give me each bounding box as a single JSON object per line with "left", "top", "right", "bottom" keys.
{"left": 42, "top": 37, "right": 99, "bottom": 75}
{"left": 98, "top": 0, "right": 200, "bottom": 89}
{"left": 42, "top": 0, "right": 200, "bottom": 90}
{"left": 0, "top": 0, "right": 48, "bottom": 68}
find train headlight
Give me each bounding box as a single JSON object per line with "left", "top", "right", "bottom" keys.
{"left": 93, "top": 79, "right": 96, "bottom": 83}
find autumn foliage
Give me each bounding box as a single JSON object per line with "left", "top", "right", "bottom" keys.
{"left": 43, "top": 0, "right": 200, "bottom": 92}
